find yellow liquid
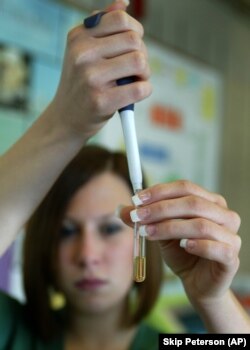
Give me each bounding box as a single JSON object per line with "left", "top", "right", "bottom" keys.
{"left": 134, "top": 256, "right": 146, "bottom": 282}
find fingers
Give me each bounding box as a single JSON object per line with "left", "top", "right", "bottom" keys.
{"left": 105, "top": 0, "right": 130, "bottom": 12}
{"left": 96, "top": 31, "right": 147, "bottom": 59}
{"left": 117, "top": 179, "right": 242, "bottom": 276}
{"left": 179, "top": 238, "right": 240, "bottom": 272}
{"left": 129, "top": 195, "right": 240, "bottom": 232}
{"left": 86, "top": 10, "right": 144, "bottom": 38}
{"left": 132, "top": 180, "right": 228, "bottom": 208}
{"left": 92, "top": 81, "right": 152, "bottom": 116}
{"left": 118, "top": 205, "right": 134, "bottom": 227}
{"left": 137, "top": 216, "right": 241, "bottom": 271}
{"left": 119, "top": 179, "right": 242, "bottom": 291}
{"left": 53, "top": 0, "right": 149, "bottom": 138}
{"left": 139, "top": 218, "right": 240, "bottom": 245}
{"left": 128, "top": 180, "right": 240, "bottom": 234}
{"left": 81, "top": 49, "right": 150, "bottom": 84}
{"left": 89, "top": 0, "right": 129, "bottom": 14}
{"left": 70, "top": 8, "right": 144, "bottom": 60}
{"left": 66, "top": 8, "right": 150, "bottom": 113}
{"left": 140, "top": 219, "right": 242, "bottom": 265}
{"left": 74, "top": 12, "right": 145, "bottom": 63}
{"left": 118, "top": 180, "right": 241, "bottom": 240}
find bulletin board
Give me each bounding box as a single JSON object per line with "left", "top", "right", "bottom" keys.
{"left": 94, "top": 37, "right": 224, "bottom": 192}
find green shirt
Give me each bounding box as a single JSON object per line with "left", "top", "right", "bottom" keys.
{"left": 0, "top": 291, "right": 159, "bottom": 350}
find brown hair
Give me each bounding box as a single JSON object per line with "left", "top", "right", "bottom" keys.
{"left": 23, "top": 144, "right": 163, "bottom": 340}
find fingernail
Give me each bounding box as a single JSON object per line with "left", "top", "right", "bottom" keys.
{"left": 116, "top": 0, "right": 130, "bottom": 5}
{"left": 180, "top": 239, "right": 188, "bottom": 248}
{"left": 180, "top": 239, "right": 196, "bottom": 249}
{"left": 130, "top": 208, "right": 150, "bottom": 222}
{"left": 132, "top": 191, "right": 151, "bottom": 206}
{"left": 115, "top": 204, "right": 125, "bottom": 218}
{"left": 138, "top": 225, "right": 148, "bottom": 237}
{"left": 138, "top": 225, "right": 156, "bottom": 237}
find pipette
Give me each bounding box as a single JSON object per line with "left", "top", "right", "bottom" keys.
{"left": 84, "top": 12, "right": 146, "bottom": 282}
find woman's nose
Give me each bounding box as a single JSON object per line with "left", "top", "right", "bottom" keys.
{"left": 75, "top": 230, "right": 102, "bottom": 268}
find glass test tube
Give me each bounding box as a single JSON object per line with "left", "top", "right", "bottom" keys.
{"left": 133, "top": 190, "right": 146, "bottom": 282}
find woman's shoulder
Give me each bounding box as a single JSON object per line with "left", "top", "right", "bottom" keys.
{"left": 0, "top": 290, "right": 63, "bottom": 349}
{"left": 130, "top": 322, "right": 160, "bottom": 350}
{"left": 0, "top": 290, "right": 25, "bottom": 348}
{"left": 0, "top": 290, "right": 24, "bottom": 328}
{"left": 0, "top": 289, "right": 23, "bottom": 310}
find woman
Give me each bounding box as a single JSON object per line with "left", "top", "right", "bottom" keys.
{"left": 1, "top": 143, "right": 249, "bottom": 350}
{"left": 21, "top": 145, "right": 163, "bottom": 349}
{"left": 0, "top": 1, "right": 250, "bottom": 348}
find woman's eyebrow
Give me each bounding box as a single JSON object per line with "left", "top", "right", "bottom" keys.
{"left": 62, "top": 216, "right": 79, "bottom": 225}
{"left": 98, "top": 212, "right": 117, "bottom": 220}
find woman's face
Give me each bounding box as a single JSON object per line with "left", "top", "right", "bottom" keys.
{"left": 56, "top": 172, "right": 134, "bottom": 315}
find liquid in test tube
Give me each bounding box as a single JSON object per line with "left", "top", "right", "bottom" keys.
{"left": 133, "top": 190, "right": 146, "bottom": 282}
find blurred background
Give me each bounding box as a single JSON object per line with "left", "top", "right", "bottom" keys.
{"left": 0, "top": 0, "right": 250, "bottom": 333}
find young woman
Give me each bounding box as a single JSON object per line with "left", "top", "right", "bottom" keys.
{"left": 1, "top": 144, "right": 249, "bottom": 350}
{"left": 20, "top": 145, "right": 162, "bottom": 349}
{"left": 0, "top": 1, "right": 249, "bottom": 349}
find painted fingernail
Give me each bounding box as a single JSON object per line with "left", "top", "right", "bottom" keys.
{"left": 116, "top": 0, "right": 130, "bottom": 5}
{"left": 180, "top": 239, "right": 188, "bottom": 248}
{"left": 130, "top": 208, "right": 150, "bottom": 222}
{"left": 138, "top": 225, "right": 148, "bottom": 237}
{"left": 138, "top": 225, "right": 156, "bottom": 237}
{"left": 115, "top": 204, "right": 125, "bottom": 218}
{"left": 132, "top": 191, "right": 151, "bottom": 206}
{"left": 180, "top": 239, "right": 196, "bottom": 249}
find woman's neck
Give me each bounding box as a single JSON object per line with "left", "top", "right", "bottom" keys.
{"left": 64, "top": 304, "right": 137, "bottom": 350}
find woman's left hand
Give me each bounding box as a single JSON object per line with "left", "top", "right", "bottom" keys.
{"left": 119, "top": 180, "right": 241, "bottom": 304}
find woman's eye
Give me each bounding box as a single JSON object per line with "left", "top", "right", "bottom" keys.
{"left": 99, "top": 222, "right": 123, "bottom": 235}
{"left": 60, "top": 222, "right": 79, "bottom": 239}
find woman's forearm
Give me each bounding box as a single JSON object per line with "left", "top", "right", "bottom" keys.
{"left": 0, "top": 102, "right": 84, "bottom": 255}
{"left": 192, "top": 290, "right": 250, "bottom": 333}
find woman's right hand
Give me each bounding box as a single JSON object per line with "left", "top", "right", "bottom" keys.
{"left": 52, "top": 0, "right": 152, "bottom": 140}
{"left": 120, "top": 180, "right": 241, "bottom": 304}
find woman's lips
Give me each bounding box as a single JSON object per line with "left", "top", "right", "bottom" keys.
{"left": 74, "top": 278, "right": 108, "bottom": 291}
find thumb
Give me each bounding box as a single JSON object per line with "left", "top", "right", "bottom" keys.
{"left": 105, "top": 0, "right": 130, "bottom": 12}
{"left": 116, "top": 204, "right": 134, "bottom": 227}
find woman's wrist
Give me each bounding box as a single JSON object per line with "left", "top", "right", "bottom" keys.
{"left": 49, "top": 93, "right": 108, "bottom": 144}
{"left": 44, "top": 98, "right": 89, "bottom": 145}
{"left": 188, "top": 290, "right": 250, "bottom": 333}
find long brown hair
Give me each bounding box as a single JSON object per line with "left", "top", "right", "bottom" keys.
{"left": 23, "top": 145, "right": 163, "bottom": 340}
